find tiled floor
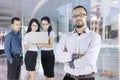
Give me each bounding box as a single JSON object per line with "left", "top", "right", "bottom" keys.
{"left": 0, "top": 40, "right": 119, "bottom": 80}
{"left": 0, "top": 54, "right": 119, "bottom": 80}
{"left": 0, "top": 54, "right": 66, "bottom": 80}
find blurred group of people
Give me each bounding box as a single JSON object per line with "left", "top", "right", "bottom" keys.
{"left": 0, "top": 32, "right": 5, "bottom": 45}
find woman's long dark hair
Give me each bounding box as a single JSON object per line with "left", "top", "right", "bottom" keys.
{"left": 41, "top": 16, "right": 52, "bottom": 36}
{"left": 26, "top": 18, "right": 40, "bottom": 33}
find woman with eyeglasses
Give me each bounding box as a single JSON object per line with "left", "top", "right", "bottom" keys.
{"left": 23, "top": 18, "right": 40, "bottom": 80}
{"left": 39, "top": 16, "right": 55, "bottom": 80}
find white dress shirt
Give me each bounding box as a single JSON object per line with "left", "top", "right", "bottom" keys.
{"left": 55, "top": 27, "right": 101, "bottom": 76}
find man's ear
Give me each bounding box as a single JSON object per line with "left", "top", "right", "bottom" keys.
{"left": 11, "top": 24, "right": 13, "bottom": 28}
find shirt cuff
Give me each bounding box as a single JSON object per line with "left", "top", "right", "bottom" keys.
{"left": 8, "top": 58, "right": 13, "bottom": 63}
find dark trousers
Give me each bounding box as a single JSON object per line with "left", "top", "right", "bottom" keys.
{"left": 63, "top": 74, "right": 95, "bottom": 80}
{"left": 7, "top": 60, "right": 21, "bottom": 80}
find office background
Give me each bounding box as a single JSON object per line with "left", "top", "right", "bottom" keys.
{"left": 0, "top": 0, "right": 119, "bottom": 80}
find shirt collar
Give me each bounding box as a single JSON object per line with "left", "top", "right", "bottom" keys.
{"left": 11, "top": 29, "right": 19, "bottom": 35}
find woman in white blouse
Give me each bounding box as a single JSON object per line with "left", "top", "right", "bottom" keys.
{"left": 39, "top": 16, "right": 55, "bottom": 80}
{"left": 24, "top": 18, "right": 40, "bottom": 80}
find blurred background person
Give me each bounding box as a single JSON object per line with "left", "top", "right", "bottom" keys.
{"left": 39, "top": 16, "right": 55, "bottom": 80}
{"left": 23, "top": 18, "right": 40, "bottom": 80}
{"left": 4, "top": 17, "right": 23, "bottom": 80}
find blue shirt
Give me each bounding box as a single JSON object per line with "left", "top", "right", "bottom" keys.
{"left": 4, "top": 30, "right": 22, "bottom": 62}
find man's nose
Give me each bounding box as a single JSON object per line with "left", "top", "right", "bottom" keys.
{"left": 76, "top": 16, "right": 82, "bottom": 20}
{"left": 76, "top": 18, "right": 82, "bottom": 22}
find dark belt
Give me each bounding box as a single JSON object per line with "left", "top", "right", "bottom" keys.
{"left": 41, "top": 50, "right": 53, "bottom": 52}
{"left": 66, "top": 72, "right": 95, "bottom": 79}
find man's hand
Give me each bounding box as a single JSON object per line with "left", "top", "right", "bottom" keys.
{"left": 77, "top": 54, "right": 84, "bottom": 58}
{"left": 10, "top": 61, "right": 13, "bottom": 64}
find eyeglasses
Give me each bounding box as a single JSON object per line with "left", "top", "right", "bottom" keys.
{"left": 41, "top": 23, "right": 49, "bottom": 26}
{"left": 72, "top": 13, "right": 86, "bottom": 19}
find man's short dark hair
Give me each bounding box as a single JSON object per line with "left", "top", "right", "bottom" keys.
{"left": 11, "top": 17, "right": 21, "bottom": 24}
{"left": 73, "top": 5, "right": 87, "bottom": 14}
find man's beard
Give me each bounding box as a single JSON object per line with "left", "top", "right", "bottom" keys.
{"left": 74, "top": 20, "right": 84, "bottom": 28}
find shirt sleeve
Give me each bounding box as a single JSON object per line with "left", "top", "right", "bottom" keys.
{"left": 50, "top": 31, "right": 56, "bottom": 38}
{"left": 4, "top": 34, "right": 13, "bottom": 62}
{"left": 73, "top": 33, "right": 101, "bottom": 68}
{"left": 55, "top": 34, "right": 72, "bottom": 63}
{"left": 23, "top": 34, "right": 28, "bottom": 44}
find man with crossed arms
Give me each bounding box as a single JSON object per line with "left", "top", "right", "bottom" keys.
{"left": 55, "top": 5, "right": 101, "bottom": 80}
